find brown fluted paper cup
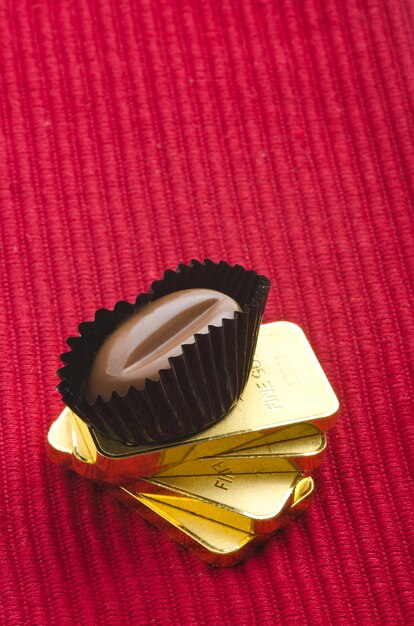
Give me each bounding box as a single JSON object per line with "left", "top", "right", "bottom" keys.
{"left": 57, "top": 260, "right": 270, "bottom": 445}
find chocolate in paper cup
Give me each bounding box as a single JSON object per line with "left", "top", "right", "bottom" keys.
{"left": 57, "top": 260, "right": 270, "bottom": 445}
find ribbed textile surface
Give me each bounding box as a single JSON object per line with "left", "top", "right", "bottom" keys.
{"left": 1, "top": 1, "right": 413, "bottom": 624}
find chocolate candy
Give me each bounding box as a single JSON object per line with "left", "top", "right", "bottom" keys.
{"left": 58, "top": 259, "right": 270, "bottom": 444}
{"left": 86, "top": 289, "right": 242, "bottom": 402}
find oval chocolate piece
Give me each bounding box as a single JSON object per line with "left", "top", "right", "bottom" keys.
{"left": 86, "top": 288, "right": 242, "bottom": 402}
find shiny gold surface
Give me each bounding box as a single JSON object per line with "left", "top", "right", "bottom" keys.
{"left": 291, "top": 475, "right": 314, "bottom": 508}
{"left": 47, "top": 411, "right": 73, "bottom": 469}
{"left": 49, "top": 322, "right": 338, "bottom": 483}
{"left": 113, "top": 476, "right": 314, "bottom": 566}
{"left": 117, "top": 490, "right": 256, "bottom": 563}
{"left": 48, "top": 406, "right": 309, "bottom": 532}
{"left": 48, "top": 405, "right": 325, "bottom": 474}
{"left": 222, "top": 423, "right": 326, "bottom": 473}
{"left": 229, "top": 423, "right": 324, "bottom": 455}
{"left": 47, "top": 399, "right": 316, "bottom": 565}
{"left": 71, "top": 409, "right": 326, "bottom": 475}
{"left": 154, "top": 455, "right": 301, "bottom": 476}
{"left": 151, "top": 442, "right": 323, "bottom": 477}
{"left": 132, "top": 464, "right": 302, "bottom": 534}
{"left": 70, "top": 408, "right": 97, "bottom": 464}
{"left": 49, "top": 405, "right": 325, "bottom": 471}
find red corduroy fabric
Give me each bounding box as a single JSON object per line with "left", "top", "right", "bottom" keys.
{"left": 1, "top": 0, "right": 413, "bottom": 624}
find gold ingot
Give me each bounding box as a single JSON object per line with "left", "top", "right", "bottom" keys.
{"left": 132, "top": 461, "right": 302, "bottom": 535}
{"left": 48, "top": 322, "right": 338, "bottom": 484}
{"left": 223, "top": 422, "right": 326, "bottom": 473}
{"left": 150, "top": 426, "right": 325, "bottom": 477}
{"left": 48, "top": 403, "right": 316, "bottom": 533}
{"left": 112, "top": 476, "right": 314, "bottom": 567}
{"left": 49, "top": 407, "right": 325, "bottom": 480}
{"left": 47, "top": 397, "right": 315, "bottom": 565}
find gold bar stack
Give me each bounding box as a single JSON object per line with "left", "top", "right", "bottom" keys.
{"left": 48, "top": 322, "right": 339, "bottom": 566}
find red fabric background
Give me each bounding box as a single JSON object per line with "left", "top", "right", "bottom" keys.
{"left": 1, "top": 0, "right": 413, "bottom": 624}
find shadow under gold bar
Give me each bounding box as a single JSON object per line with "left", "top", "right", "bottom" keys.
{"left": 48, "top": 322, "right": 338, "bottom": 484}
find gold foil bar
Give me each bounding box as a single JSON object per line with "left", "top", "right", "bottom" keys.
{"left": 150, "top": 433, "right": 325, "bottom": 477}
{"left": 47, "top": 405, "right": 315, "bottom": 565}
{"left": 49, "top": 407, "right": 313, "bottom": 533}
{"left": 128, "top": 461, "right": 302, "bottom": 535}
{"left": 49, "top": 322, "right": 338, "bottom": 484}
{"left": 48, "top": 408, "right": 73, "bottom": 468}
{"left": 49, "top": 407, "right": 325, "bottom": 478}
{"left": 72, "top": 411, "right": 326, "bottom": 473}
{"left": 228, "top": 422, "right": 324, "bottom": 454}
{"left": 224, "top": 423, "right": 326, "bottom": 473}
{"left": 111, "top": 476, "right": 314, "bottom": 567}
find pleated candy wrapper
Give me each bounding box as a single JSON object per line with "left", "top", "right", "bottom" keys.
{"left": 57, "top": 259, "right": 270, "bottom": 445}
